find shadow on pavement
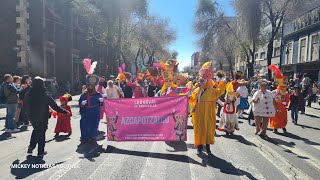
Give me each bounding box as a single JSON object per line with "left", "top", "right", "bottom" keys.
{"left": 296, "top": 124, "right": 320, "bottom": 131}
{"left": 264, "top": 137, "right": 310, "bottom": 160}
{"left": 54, "top": 135, "right": 71, "bottom": 142}
{"left": 104, "top": 145, "right": 202, "bottom": 166}
{"left": 10, "top": 155, "right": 64, "bottom": 179}
{"left": 0, "top": 132, "right": 16, "bottom": 141}
{"left": 276, "top": 132, "right": 320, "bottom": 146}
{"left": 76, "top": 142, "right": 104, "bottom": 162}
{"left": 304, "top": 114, "right": 320, "bottom": 118}
{"left": 199, "top": 154, "right": 257, "bottom": 180}
{"left": 165, "top": 141, "right": 187, "bottom": 152}
{"left": 221, "top": 134, "right": 258, "bottom": 147}
{"left": 311, "top": 107, "right": 320, "bottom": 110}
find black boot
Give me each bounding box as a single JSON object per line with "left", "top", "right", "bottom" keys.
{"left": 206, "top": 144, "right": 212, "bottom": 154}
{"left": 197, "top": 145, "right": 203, "bottom": 154}
{"left": 283, "top": 128, "right": 287, "bottom": 133}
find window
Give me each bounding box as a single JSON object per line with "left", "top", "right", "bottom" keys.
{"left": 285, "top": 42, "right": 293, "bottom": 64}
{"left": 260, "top": 52, "right": 266, "bottom": 59}
{"left": 274, "top": 47, "right": 281, "bottom": 57}
{"left": 299, "top": 38, "right": 307, "bottom": 62}
{"left": 310, "top": 34, "right": 319, "bottom": 61}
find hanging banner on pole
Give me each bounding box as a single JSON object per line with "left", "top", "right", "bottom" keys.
{"left": 104, "top": 96, "right": 188, "bottom": 141}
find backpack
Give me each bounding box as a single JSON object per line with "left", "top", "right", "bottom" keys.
{"left": 0, "top": 84, "right": 7, "bottom": 104}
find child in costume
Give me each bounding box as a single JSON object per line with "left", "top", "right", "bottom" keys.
{"left": 218, "top": 83, "right": 240, "bottom": 135}
{"left": 269, "top": 65, "right": 290, "bottom": 133}
{"left": 236, "top": 79, "right": 249, "bottom": 118}
{"left": 54, "top": 96, "right": 72, "bottom": 137}
{"left": 79, "top": 59, "right": 103, "bottom": 143}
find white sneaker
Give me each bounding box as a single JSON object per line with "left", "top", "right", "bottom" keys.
{"left": 5, "top": 129, "right": 13, "bottom": 133}
{"left": 11, "top": 128, "right": 20, "bottom": 133}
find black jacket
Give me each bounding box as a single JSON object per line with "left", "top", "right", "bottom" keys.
{"left": 24, "top": 92, "right": 68, "bottom": 130}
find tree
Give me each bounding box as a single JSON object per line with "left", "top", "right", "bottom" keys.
{"left": 183, "top": 66, "right": 192, "bottom": 74}
{"left": 71, "top": 0, "right": 176, "bottom": 75}
{"left": 233, "top": 0, "right": 262, "bottom": 78}
{"left": 235, "top": 0, "right": 309, "bottom": 80}
{"left": 194, "top": 0, "right": 251, "bottom": 78}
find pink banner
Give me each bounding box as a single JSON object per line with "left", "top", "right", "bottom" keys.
{"left": 104, "top": 96, "right": 188, "bottom": 141}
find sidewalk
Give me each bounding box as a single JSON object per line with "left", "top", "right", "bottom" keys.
{"left": 0, "top": 95, "right": 81, "bottom": 119}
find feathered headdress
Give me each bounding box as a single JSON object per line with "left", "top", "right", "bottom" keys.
{"left": 116, "top": 63, "right": 126, "bottom": 82}
{"left": 268, "top": 64, "right": 283, "bottom": 78}
{"left": 83, "top": 58, "right": 97, "bottom": 75}
{"left": 83, "top": 58, "right": 99, "bottom": 85}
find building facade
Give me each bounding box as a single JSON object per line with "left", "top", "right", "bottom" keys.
{"left": 191, "top": 52, "right": 201, "bottom": 75}
{"left": 0, "top": 0, "right": 107, "bottom": 90}
{"left": 281, "top": 6, "right": 320, "bottom": 81}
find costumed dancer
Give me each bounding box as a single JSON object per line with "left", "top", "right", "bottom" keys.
{"left": 236, "top": 79, "right": 249, "bottom": 118}
{"left": 218, "top": 83, "right": 240, "bottom": 135}
{"left": 126, "top": 65, "right": 147, "bottom": 98}
{"left": 216, "top": 70, "right": 226, "bottom": 118}
{"left": 232, "top": 71, "right": 244, "bottom": 92}
{"left": 54, "top": 96, "right": 72, "bottom": 138}
{"left": 189, "top": 62, "right": 227, "bottom": 154}
{"left": 79, "top": 59, "right": 103, "bottom": 143}
{"left": 269, "top": 65, "right": 290, "bottom": 133}
{"left": 156, "top": 60, "right": 190, "bottom": 97}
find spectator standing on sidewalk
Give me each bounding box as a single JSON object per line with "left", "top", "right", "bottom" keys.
{"left": 17, "top": 75, "right": 32, "bottom": 126}
{"left": 2, "top": 74, "right": 21, "bottom": 133}
{"left": 12, "top": 76, "right": 22, "bottom": 90}
{"left": 24, "top": 77, "right": 69, "bottom": 157}
{"left": 311, "top": 83, "right": 318, "bottom": 103}
{"left": 288, "top": 85, "right": 303, "bottom": 125}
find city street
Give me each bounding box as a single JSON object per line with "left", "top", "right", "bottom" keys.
{"left": 0, "top": 96, "right": 320, "bottom": 180}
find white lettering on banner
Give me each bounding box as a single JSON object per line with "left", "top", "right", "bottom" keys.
{"left": 133, "top": 100, "right": 157, "bottom": 108}
{"left": 120, "top": 116, "right": 170, "bottom": 125}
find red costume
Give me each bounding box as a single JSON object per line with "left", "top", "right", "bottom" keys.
{"left": 54, "top": 97, "right": 72, "bottom": 133}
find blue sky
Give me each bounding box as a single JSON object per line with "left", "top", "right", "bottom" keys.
{"left": 149, "top": 0, "right": 235, "bottom": 69}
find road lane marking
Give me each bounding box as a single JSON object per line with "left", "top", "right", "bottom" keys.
{"left": 139, "top": 142, "right": 166, "bottom": 180}
{"left": 276, "top": 143, "right": 320, "bottom": 171}
{"left": 247, "top": 135, "right": 312, "bottom": 180}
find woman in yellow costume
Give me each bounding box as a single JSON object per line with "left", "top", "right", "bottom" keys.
{"left": 189, "top": 62, "right": 226, "bottom": 154}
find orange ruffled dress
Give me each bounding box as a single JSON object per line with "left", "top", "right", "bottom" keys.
{"left": 269, "top": 89, "right": 289, "bottom": 129}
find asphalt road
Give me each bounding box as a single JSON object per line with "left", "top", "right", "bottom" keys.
{"left": 0, "top": 96, "right": 319, "bottom": 180}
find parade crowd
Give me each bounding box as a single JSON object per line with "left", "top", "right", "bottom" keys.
{"left": 0, "top": 58, "right": 319, "bottom": 156}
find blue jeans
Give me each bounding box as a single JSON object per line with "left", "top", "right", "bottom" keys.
{"left": 5, "top": 104, "right": 17, "bottom": 130}
{"left": 291, "top": 106, "right": 298, "bottom": 122}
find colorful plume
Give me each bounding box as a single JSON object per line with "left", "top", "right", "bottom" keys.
{"left": 268, "top": 64, "right": 283, "bottom": 78}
